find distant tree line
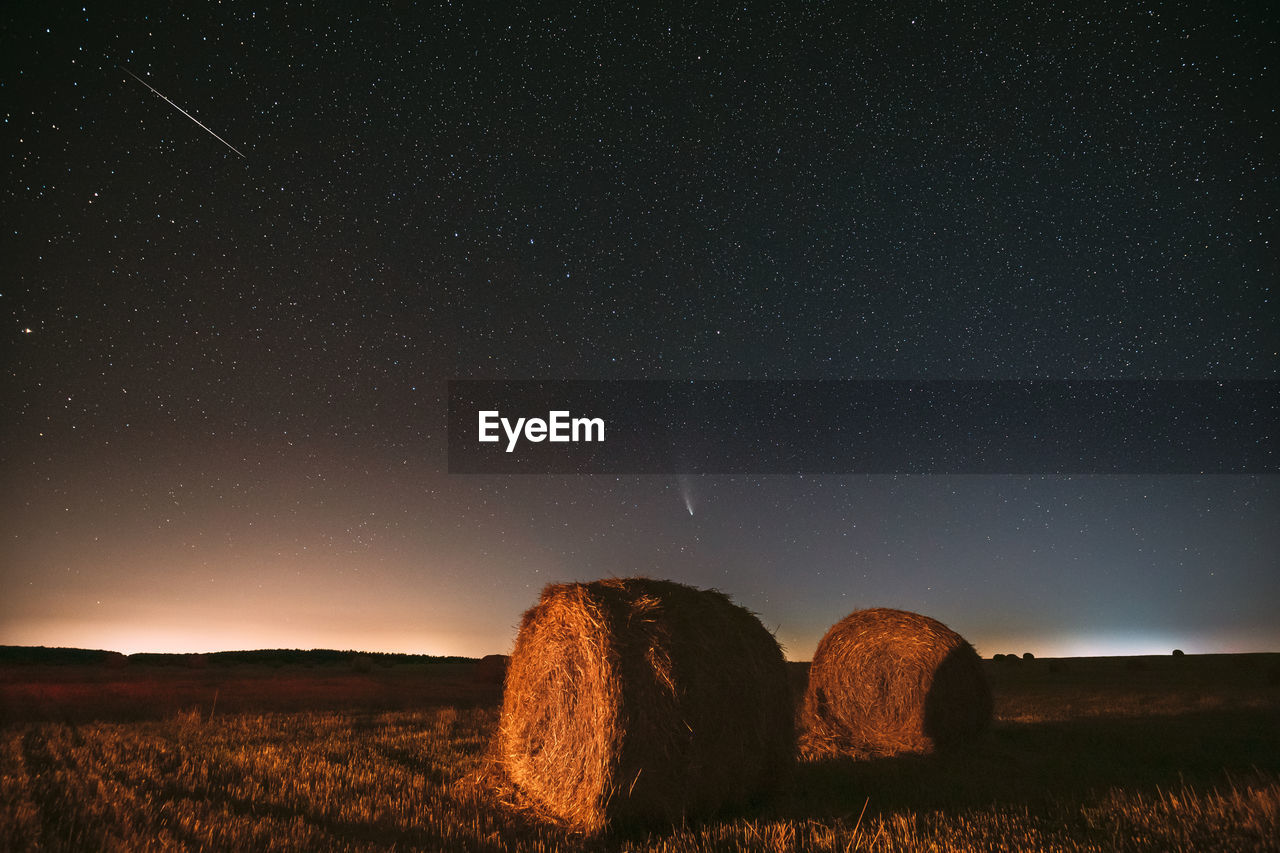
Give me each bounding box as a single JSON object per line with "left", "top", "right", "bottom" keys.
{"left": 0, "top": 645, "right": 475, "bottom": 667}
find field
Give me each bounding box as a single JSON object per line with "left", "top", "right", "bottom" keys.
{"left": 2, "top": 652, "right": 1278, "bottom": 851}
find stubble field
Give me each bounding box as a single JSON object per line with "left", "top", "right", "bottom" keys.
{"left": 1, "top": 652, "right": 1277, "bottom": 851}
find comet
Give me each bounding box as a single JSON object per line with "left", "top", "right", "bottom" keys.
{"left": 119, "top": 66, "right": 246, "bottom": 159}
{"left": 678, "top": 475, "right": 695, "bottom": 516}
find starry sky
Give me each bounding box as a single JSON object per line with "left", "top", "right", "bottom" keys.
{"left": 3, "top": 2, "right": 1277, "bottom": 659}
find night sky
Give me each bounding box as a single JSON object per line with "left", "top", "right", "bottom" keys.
{"left": 3, "top": 3, "right": 1277, "bottom": 659}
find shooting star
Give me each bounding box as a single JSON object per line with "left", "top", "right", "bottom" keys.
{"left": 119, "top": 66, "right": 246, "bottom": 159}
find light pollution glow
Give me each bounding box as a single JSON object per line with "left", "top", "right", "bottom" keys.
{"left": 3, "top": 469, "right": 1276, "bottom": 661}
{"left": 2, "top": 612, "right": 1272, "bottom": 662}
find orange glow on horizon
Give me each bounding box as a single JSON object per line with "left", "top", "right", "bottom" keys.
{"left": 0, "top": 615, "right": 499, "bottom": 658}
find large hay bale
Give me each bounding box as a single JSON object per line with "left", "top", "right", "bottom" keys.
{"left": 800, "top": 608, "right": 991, "bottom": 759}
{"left": 492, "top": 577, "right": 794, "bottom": 834}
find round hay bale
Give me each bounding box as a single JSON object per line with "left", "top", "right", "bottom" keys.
{"left": 492, "top": 577, "right": 794, "bottom": 834}
{"left": 800, "top": 608, "right": 991, "bottom": 760}
{"left": 473, "top": 653, "right": 509, "bottom": 686}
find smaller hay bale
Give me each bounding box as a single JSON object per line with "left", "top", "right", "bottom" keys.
{"left": 800, "top": 608, "right": 991, "bottom": 760}
{"left": 491, "top": 577, "right": 794, "bottom": 834}
{"left": 472, "top": 653, "right": 509, "bottom": 686}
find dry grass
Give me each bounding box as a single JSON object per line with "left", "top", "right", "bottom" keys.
{"left": 1, "top": 705, "right": 1276, "bottom": 851}
{"left": 801, "top": 609, "right": 992, "bottom": 759}
{"left": 490, "top": 578, "right": 794, "bottom": 834}
{"left": 0, "top": 659, "right": 496, "bottom": 725}
{"left": 1, "top": 653, "right": 1277, "bottom": 851}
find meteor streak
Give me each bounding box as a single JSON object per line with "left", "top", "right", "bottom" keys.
{"left": 120, "top": 66, "right": 246, "bottom": 158}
